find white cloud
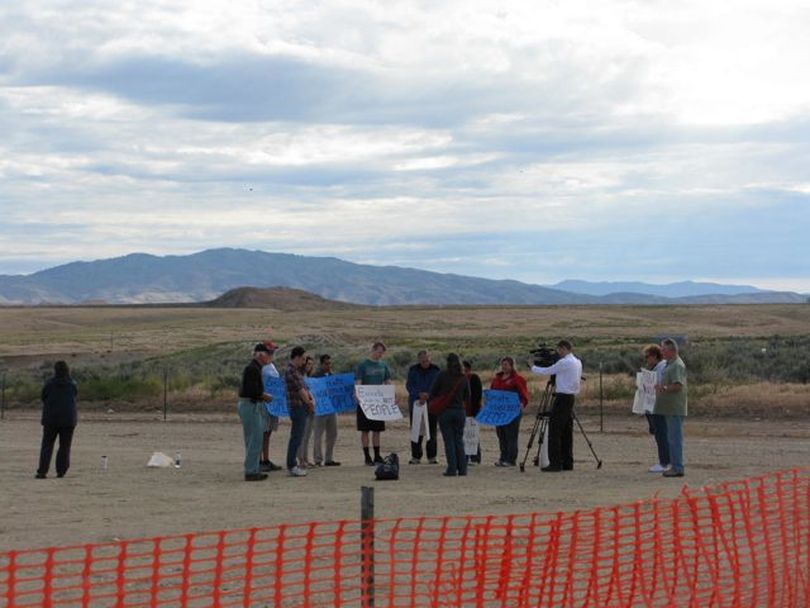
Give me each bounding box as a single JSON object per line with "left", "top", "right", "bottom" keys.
{"left": 1, "top": 1, "right": 809, "bottom": 289}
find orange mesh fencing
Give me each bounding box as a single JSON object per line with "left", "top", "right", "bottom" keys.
{"left": 1, "top": 469, "right": 807, "bottom": 607}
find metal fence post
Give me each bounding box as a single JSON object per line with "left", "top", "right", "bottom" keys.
{"left": 361, "top": 486, "right": 375, "bottom": 607}
{"left": 599, "top": 361, "right": 605, "bottom": 433}
{"left": 1, "top": 372, "right": 6, "bottom": 420}
{"left": 163, "top": 369, "right": 168, "bottom": 421}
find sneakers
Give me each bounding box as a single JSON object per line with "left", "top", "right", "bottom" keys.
{"left": 245, "top": 473, "right": 269, "bottom": 481}
{"left": 408, "top": 458, "right": 421, "bottom": 465}
{"left": 662, "top": 469, "right": 684, "bottom": 478}
{"left": 288, "top": 466, "right": 308, "bottom": 477}
{"left": 495, "top": 460, "right": 515, "bottom": 467}
{"left": 427, "top": 458, "right": 438, "bottom": 465}
{"left": 260, "top": 460, "right": 282, "bottom": 472}
{"left": 648, "top": 463, "right": 668, "bottom": 473}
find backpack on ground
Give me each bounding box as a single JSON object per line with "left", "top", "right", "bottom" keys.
{"left": 375, "top": 453, "right": 399, "bottom": 480}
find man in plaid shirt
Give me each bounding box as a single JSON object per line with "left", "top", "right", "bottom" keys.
{"left": 285, "top": 346, "right": 315, "bottom": 477}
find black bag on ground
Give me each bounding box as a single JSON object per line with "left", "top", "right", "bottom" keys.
{"left": 374, "top": 453, "right": 399, "bottom": 480}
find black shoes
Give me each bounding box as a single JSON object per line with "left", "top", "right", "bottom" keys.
{"left": 541, "top": 466, "right": 562, "bottom": 472}
{"left": 324, "top": 460, "right": 341, "bottom": 466}
{"left": 35, "top": 472, "right": 47, "bottom": 479}
{"left": 365, "top": 456, "right": 374, "bottom": 466}
{"left": 373, "top": 456, "right": 384, "bottom": 464}
{"left": 245, "top": 473, "right": 269, "bottom": 481}
{"left": 260, "top": 460, "right": 282, "bottom": 472}
{"left": 663, "top": 469, "right": 685, "bottom": 478}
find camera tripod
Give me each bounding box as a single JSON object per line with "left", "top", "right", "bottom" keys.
{"left": 519, "top": 379, "right": 603, "bottom": 472}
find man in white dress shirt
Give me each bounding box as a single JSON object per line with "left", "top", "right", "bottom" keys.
{"left": 530, "top": 340, "right": 582, "bottom": 472}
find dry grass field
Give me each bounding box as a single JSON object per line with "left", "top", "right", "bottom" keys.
{"left": 0, "top": 303, "right": 808, "bottom": 554}
{"left": 1, "top": 303, "right": 809, "bottom": 360}
{"left": 1, "top": 303, "right": 808, "bottom": 415}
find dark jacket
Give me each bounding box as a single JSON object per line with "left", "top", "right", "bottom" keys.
{"left": 428, "top": 371, "right": 471, "bottom": 410}
{"left": 406, "top": 363, "right": 441, "bottom": 407}
{"left": 41, "top": 377, "right": 78, "bottom": 427}
{"left": 239, "top": 359, "right": 265, "bottom": 402}
{"left": 465, "top": 372, "right": 483, "bottom": 416}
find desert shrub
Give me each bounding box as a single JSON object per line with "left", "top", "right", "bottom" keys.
{"left": 4, "top": 376, "right": 41, "bottom": 404}
{"left": 80, "top": 376, "right": 162, "bottom": 401}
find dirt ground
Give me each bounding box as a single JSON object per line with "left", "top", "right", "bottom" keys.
{"left": 1, "top": 411, "right": 808, "bottom": 552}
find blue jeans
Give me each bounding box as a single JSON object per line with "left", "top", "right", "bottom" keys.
{"left": 665, "top": 415, "right": 684, "bottom": 473}
{"left": 238, "top": 399, "right": 264, "bottom": 475}
{"left": 646, "top": 413, "right": 670, "bottom": 466}
{"left": 439, "top": 408, "right": 467, "bottom": 476}
{"left": 287, "top": 405, "right": 309, "bottom": 470}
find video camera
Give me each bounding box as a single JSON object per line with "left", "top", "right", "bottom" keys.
{"left": 530, "top": 342, "right": 560, "bottom": 368}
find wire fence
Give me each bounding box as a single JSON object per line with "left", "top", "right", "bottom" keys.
{"left": 1, "top": 469, "right": 807, "bottom": 607}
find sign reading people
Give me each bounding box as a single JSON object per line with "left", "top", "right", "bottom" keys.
{"left": 632, "top": 369, "right": 658, "bottom": 415}
{"left": 265, "top": 376, "right": 289, "bottom": 417}
{"left": 476, "top": 390, "right": 521, "bottom": 426}
{"left": 306, "top": 373, "right": 356, "bottom": 416}
{"left": 355, "top": 385, "right": 402, "bottom": 421}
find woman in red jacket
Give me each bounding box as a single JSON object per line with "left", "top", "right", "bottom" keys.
{"left": 489, "top": 357, "right": 530, "bottom": 467}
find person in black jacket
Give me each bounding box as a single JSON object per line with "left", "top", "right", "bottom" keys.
{"left": 36, "top": 361, "right": 78, "bottom": 479}
{"left": 430, "top": 353, "right": 471, "bottom": 477}
{"left": 463, "top": 360, "right": 483, "bottom": 464}
{"left": 238, "top": 344, "right": 273, "bottom": 481}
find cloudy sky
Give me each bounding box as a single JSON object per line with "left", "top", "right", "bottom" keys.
{"left": 1, "top": 0, "right": 809, "bottom": 291}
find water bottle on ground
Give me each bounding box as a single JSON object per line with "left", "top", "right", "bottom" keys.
{"left": 174, "top": 451, "right": 182, "bottom": 468}
{"left": 101, "top": 455, "right": 108, "bottom": 471}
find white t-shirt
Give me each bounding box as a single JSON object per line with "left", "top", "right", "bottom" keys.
{"left": 531, "top": 353, "right": 582, "bottom": 395}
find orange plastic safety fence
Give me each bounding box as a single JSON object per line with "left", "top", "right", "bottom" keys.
{"left": 1, "top": 469, "right": 807, "bottom": 607}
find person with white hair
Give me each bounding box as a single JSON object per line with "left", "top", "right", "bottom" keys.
{"left": 654, "top": 338, "right": 688, "bottom": 478}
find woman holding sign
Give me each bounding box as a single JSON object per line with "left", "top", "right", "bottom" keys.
{"left": 643, "top": 344, "right": 669, "bottom": 473}
{"left": 429, "top": 353, "right": 471, "bottom": 477}
{"left": 490, "top": 357, "right": 530, "bottom": 467}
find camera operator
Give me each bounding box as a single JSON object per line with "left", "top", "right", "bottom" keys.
{"left": 529, "top": 340, "right": 582, "bottom": 472}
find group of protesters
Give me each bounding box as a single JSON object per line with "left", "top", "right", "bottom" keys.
{"left": 236, "top": 338, "right": 605, "bottom": 481}
{"left": 29, "top": 337, "right": 686, "bottom": 482}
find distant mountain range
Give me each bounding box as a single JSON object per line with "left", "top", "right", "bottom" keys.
{"left": 0, "top": 248, "right": 805, "bottom": 306}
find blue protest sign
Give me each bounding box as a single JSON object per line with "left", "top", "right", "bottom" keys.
{"left": 305, "top": 373, "right": 356, "bottom": 416}
{"left": 325, "top": 373, "right": 357, "bottom": 413}
{"left": 265, "top": 376, "right": 289, "bottom": 417}
{"left": 306, "top": 376, "right": 336, "bottom": 416}
{"left": 476, "top": 390, "right": 521, "bottom": 426}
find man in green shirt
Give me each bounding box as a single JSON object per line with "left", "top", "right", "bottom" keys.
{"left": 654, "top": 338, "right": 688, "bottom": 478}
{"left": 355, "top": 341, "right": 393, "bottom": 465}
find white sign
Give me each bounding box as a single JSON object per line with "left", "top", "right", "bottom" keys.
{"left": 410, "top": 401, "right": 430, "bottom": 443}
{"left": 632, "top": 369, "right": 658, "bottom": 414}
{"left": 356, "top": 385, "right": 403, "bottom": 421}
{"left": 463, "top": 417, "right": 480, "bottom": 456}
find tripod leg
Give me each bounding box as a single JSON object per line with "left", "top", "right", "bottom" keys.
{"left": 519, "top": 411, "right": 543, "bottom": 472}
{"left": 573, "top": 413, "right": 602, "bottom": 469}
{"left": 533, "top": 416, "right": 547, "bottom": 467}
